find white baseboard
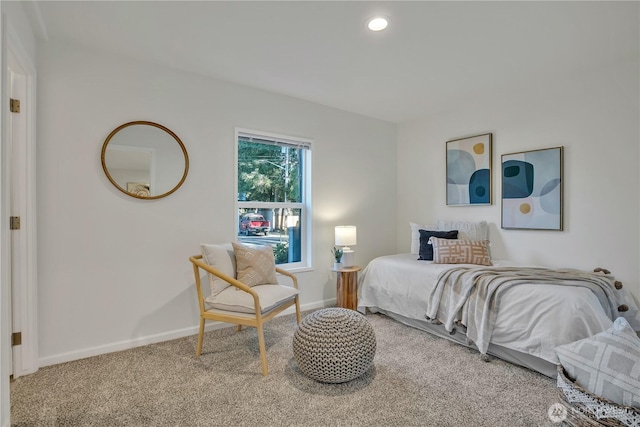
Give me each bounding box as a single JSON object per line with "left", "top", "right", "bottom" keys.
{"left": 38, "top": 299, "right": 335, "bottom": 368}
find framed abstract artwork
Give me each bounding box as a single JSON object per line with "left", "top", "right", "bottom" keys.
{"left": 501, "top": 146, "right": 563, "bottom": 230}
{"left": 446, "top": 133, "right": 492, "bottom": 205}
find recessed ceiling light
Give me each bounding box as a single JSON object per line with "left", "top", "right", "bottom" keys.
{"left": 367, "top": 17, "right": 388, "bottom": 32}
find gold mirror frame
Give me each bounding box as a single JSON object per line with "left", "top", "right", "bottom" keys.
{"left": 101, "top": 121, "right": 189, "bottom": 200}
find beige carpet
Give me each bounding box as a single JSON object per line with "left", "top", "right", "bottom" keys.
{"left": 10, "top": 311, "right": 561, "bottom": 426}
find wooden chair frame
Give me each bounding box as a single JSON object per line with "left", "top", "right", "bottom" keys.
{"left": 189, "top": 254, "right": 301, "bottom": 376}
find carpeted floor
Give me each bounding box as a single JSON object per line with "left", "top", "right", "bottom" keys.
{"left": 10, "top": 311, "right": 561, "bottom": 426}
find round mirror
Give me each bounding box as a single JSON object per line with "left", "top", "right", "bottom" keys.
{"left": 101, "top": 121, "right": 189, "bottom": 200}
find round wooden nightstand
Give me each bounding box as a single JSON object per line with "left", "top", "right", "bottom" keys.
{"left": 330, "top": 265, "right": 362, "bottom": 310}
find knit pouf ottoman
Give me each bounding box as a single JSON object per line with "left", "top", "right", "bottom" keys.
{"left": 292, "top": 307, "right": 376, "bottom": 383}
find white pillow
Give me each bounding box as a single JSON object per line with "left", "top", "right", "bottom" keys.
{"left": 410, "top": 222, "right": 436, "bottom": 254}
{"left": 201, "top": 243, "right": 236, "bottom": 296}
{"left": 556, "top": 317, "right": 640, "bottom": 409}
{"left": 436, "top": 220, "right": 488, "bottom": 241}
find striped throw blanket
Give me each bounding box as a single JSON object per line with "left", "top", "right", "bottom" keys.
{"left": 425, "top": 266, "right": 622, "bottom": 355}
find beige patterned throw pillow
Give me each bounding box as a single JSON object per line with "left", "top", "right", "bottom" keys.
{"left": 430, "top": 237, "right": 492, "bottom": 266}
{"left": 232, "top": 242, "right": 278, "bottom": 287}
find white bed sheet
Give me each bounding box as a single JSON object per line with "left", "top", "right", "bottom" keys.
{"left": 357, "top": 253, "right": 615, "bottom": 364}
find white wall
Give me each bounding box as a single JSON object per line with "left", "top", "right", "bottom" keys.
{"left": 36, "top": 41, "right": 397, "bottom": 365}
{"left": 2, "top": 1, "right": 36, "bottom": 61}
{"left": 397, "top": 57, "right": 640, "bottom": 304}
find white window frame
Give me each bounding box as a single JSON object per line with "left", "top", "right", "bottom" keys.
{"left": 234, "top": 128, "right": 312, "bottom": 272}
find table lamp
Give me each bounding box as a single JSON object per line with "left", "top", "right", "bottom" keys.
{"left": 335, "top": 225, "right": 357, "bottom": 267}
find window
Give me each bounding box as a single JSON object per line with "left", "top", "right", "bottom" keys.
{"left": 235, "top": 129, "right": 312, "bottom": 269}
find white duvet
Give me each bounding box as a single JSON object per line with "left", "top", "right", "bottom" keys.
{"left": 357, "top": 254, "right": 640, "bottom": 364}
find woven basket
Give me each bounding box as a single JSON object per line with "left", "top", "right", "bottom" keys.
{"left": 292, "top": 308, "right": 376, "bottom": 383}
{"left": 556, "top": 365, "right": 640, "bottom": 427}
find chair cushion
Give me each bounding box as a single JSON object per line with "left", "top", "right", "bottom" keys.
{"left": 206, "top": 284, "right": 299, "bottom": 314}
{"left": 201, "top": 243, "right": 236, "bottom": 296}
{"left": 232, "top": 242, "right": 278, "bottom": 287}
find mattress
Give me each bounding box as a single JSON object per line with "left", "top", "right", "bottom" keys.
{"left": 357, "top": 253, "right": 625, "bottom": 376}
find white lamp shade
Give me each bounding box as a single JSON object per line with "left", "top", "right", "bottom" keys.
{"left": 335, "top": 226, "right": 357, "bottom": 246}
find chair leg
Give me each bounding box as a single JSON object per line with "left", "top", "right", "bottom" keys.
{"left": 294, "top": 297, "right": 302, "bottom": 324}
{"left": 256, "top": 322, "right": 268, "bottom": 376}
{"left": 196, "top": 317, "right": 205, "bottom": 356}
{"left": 237, "top": 324, "right": 242, "bottom": 332}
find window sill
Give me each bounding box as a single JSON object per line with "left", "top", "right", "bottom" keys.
{"left": 278, "top": 266, "right": 314, "bottom": 274}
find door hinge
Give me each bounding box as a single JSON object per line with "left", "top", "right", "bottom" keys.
{"left": 10, "top": 216, "right": 20, "bottom": 230}
{"left": 12, "top": 332, "right": 22, "bottom": 346}
{"left": 10, "top": 98, "right": 20, "bottom": 113}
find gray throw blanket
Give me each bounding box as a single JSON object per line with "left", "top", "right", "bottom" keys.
{"left": 425, "top": 266, "right": 622, "bottom": 355}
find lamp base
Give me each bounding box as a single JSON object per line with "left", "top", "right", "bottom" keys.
{"left": 341, "top": 250, "right": 355, "bottom": 268}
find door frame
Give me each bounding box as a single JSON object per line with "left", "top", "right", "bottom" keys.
{"left": 1, "top": 15, "right": 38, "bottom": 418}
{"left": 0, "top": 10, "right": 9, "bottom": 426}
{"left": 7, "top": 22, "right": 38, "bottom": 380}
{"left": 1, "top": 12, "right": 38, "bottom": 422}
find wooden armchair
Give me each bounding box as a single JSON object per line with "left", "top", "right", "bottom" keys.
{"left": 189, "top": 245, "right": 301, "bottom": 376}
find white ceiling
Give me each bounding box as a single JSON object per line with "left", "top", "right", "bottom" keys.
{"left": 29, "top": 1, "right": 639, "bottom": 123}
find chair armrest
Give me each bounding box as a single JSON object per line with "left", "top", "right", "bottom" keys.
{"left": 276, "top": 267, "right": 299, "bottom": 289}
{"left": 190, "top": 255, "right": 256, "bottom": 295}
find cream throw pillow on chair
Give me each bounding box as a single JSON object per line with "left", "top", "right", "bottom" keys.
{"left": 201, "top": 243, "right": 236, "bottom": 296}
{"left": 232, "top": 242, "right": 278, "bottom": 287}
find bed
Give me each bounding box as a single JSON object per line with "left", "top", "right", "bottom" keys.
{"left": 357, "top": 221, "right": 640, "bottom": 378}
